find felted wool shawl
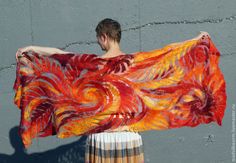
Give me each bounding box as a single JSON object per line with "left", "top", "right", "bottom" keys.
{"left": 13, "top": 32, "right": 227, "bottom": 148}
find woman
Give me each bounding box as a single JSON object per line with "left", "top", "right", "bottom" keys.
{"left": 84, "top": 18, "right": 144, "bottom": 163}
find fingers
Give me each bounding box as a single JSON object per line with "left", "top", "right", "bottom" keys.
{"left": 194, "top": 31, "right": 211, "bottom": 41}
{"left": 16, "top": 48, "right": 24, "bottom": 62}
{"left": 199, "top": 31, "right": 210, "bottom": 36}
{"left": 15, "top": 46, "right": 32, "bottom": 62}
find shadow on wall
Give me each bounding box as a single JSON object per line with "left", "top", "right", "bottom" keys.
{"left": 0, "top": 126, "right": 86, "bottom": 163}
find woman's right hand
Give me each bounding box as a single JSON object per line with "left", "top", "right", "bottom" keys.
{"left": 16, "top": 45, "right": 72, "bottom": 62}
{"left": 16, "top": 46, "right": 33, "bottom": 62}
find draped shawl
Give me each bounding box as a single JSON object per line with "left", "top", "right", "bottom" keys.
{"left": 13, "top": 32, "right": 227, "bottom": 148}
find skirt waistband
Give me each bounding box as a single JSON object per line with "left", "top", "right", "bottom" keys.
{"left": 88, "top": 132, "right": 142, "bottom": 143}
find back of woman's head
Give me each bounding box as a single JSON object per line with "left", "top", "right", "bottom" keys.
{"left": 95, "top": 18, "right": 121, "bottom": 43}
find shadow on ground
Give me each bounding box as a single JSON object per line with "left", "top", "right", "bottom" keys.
{"left": 0, "top": 126, "right": 86, "bottom": 163}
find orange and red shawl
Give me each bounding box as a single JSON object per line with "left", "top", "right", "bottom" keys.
{"left": 13, "top": 32, "right": 227, "bottom": 148}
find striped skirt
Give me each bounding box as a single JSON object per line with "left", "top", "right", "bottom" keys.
{"left": 85, "top": 131, "right": 144, "bottom": 163}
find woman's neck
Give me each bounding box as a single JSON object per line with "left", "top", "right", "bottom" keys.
{"left": 101, "top": 41, "right": 125, "bottom": 58}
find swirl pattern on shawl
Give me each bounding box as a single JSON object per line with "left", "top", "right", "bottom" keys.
{"left": 13, "top": 32, "right": 227, "bottom": 148}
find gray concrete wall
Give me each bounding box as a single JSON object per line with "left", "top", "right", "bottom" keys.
{"left": 0, "top": 0, "right": 235, "bottom": 162}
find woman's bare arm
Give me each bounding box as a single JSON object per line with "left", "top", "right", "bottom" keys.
{"left": 29, "top": 46, "right": 72, "bottom": 55}
{"left": 16, "top": 45, "right": 72, "bottom": 62}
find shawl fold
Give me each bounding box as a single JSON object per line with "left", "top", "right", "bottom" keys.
{"left": 13, "top": 31, "right": 227, "bottom": 148}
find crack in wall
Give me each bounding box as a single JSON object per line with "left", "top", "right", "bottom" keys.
{"left": 59, "top": 41, "right": 97, "bottom": 50}
{"left": 123, "top": 14, "right": 236, "bottom": 32}
{"left": 221, "top": 52, "right": 236, "bottom": 56}
{"left": 0, "top": 63, "right": 16, "bottom": 72}
{"left": 0, "top": 0, "right": 26, "bottom": 8}
{"left": 59, "top": 14, "right": 236, "bottom": 50}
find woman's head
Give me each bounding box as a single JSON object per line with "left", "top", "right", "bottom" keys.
{"left": 95, "top": 18, "right": 121, "bottom": 51}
